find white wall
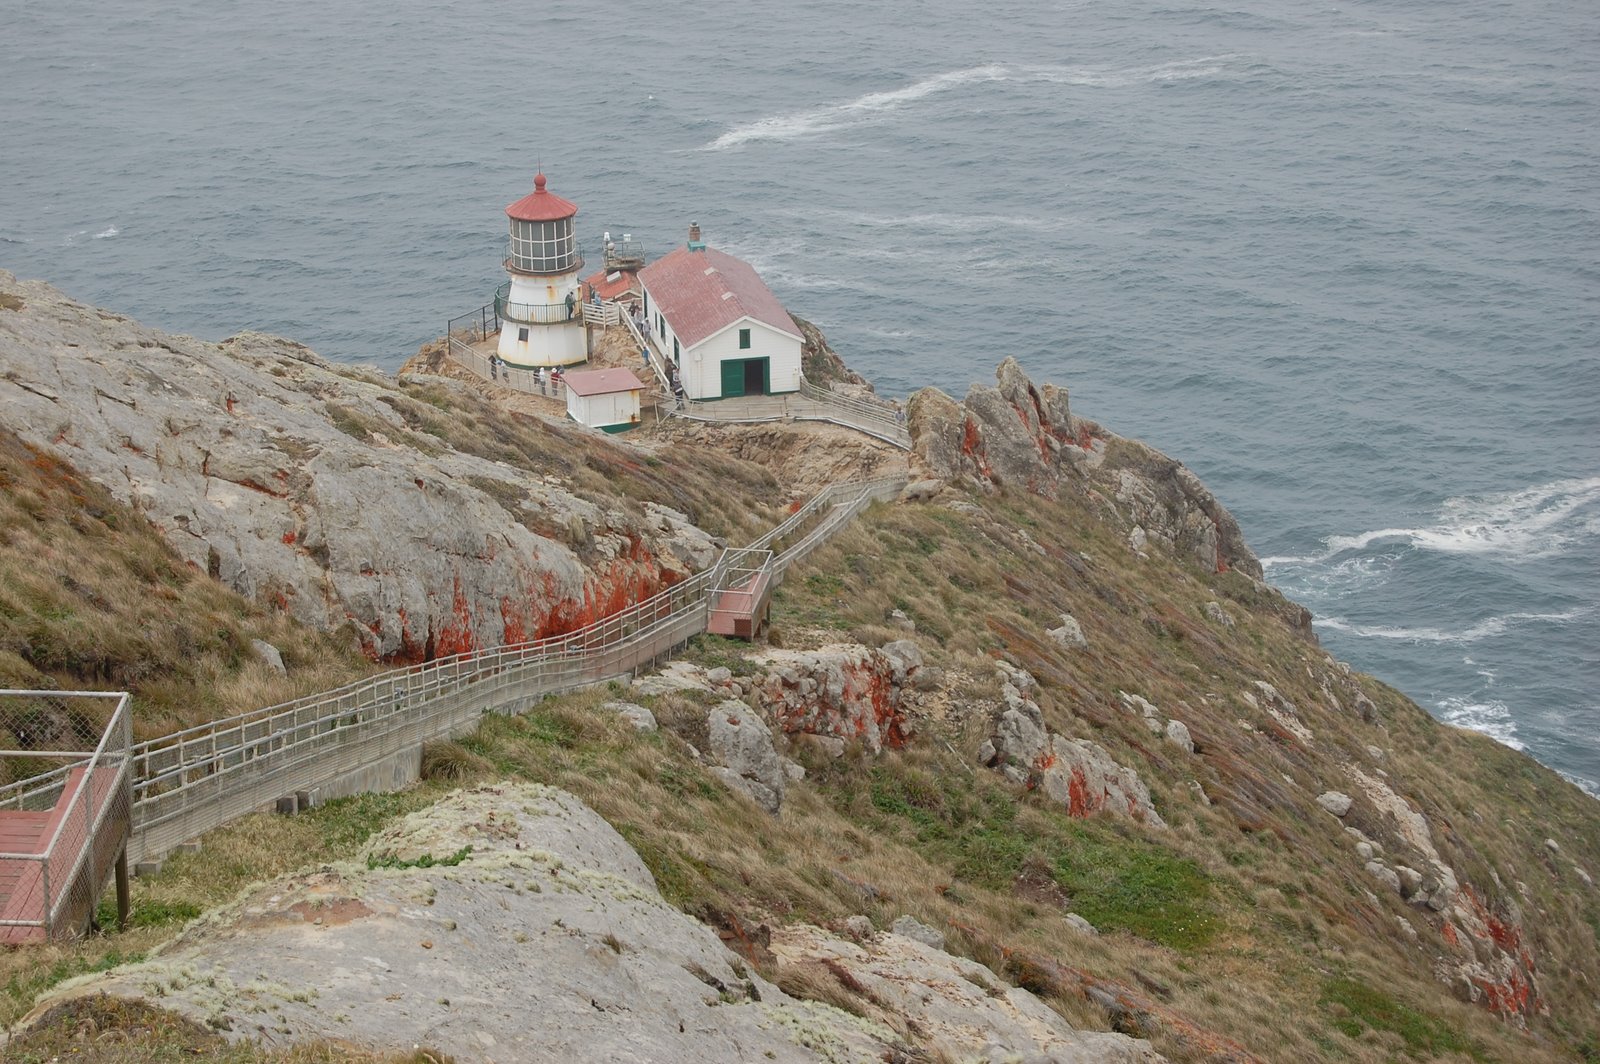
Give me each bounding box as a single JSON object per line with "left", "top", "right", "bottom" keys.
{"left": 567, "top": 389, "right": 641, "bottom": 430}
{"left": 497, "top": 267, "right": 586, "bottom": 367}
{"left": 681, "top": 319, "right": 802, "bottom": 400}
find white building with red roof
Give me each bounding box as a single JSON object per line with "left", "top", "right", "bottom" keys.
{"left": 495, "top": 172, "right": 588, "bottom": 369}
{"left": 637, "top": 223, "right": 803, "bottom": 401}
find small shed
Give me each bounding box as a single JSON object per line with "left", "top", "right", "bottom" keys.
{"left": 563, "top": 368, "right": 644, "bottom": 433}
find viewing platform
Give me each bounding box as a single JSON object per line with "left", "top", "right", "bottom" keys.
{"left": 0, "top": 690, "right": 133, "bottom": 942}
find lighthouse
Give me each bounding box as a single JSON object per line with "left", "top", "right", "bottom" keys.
{"left": 495, "top": 172, "right": 587, "bottom": 368}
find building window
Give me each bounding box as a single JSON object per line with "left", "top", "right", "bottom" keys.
{"left": 658, "top": 314, "right": 665, "bottom": 340}
{"left": 739, "top": 328, "right": 751, "bottom": 350}
{"left": 673, "top": 338, "right": 679, "bottom": 359}
{"left": 642, "top": 291, "right": 649, "bottom": 315}
{"left": 518, "top": 327, "right": 529, "bottom": 341}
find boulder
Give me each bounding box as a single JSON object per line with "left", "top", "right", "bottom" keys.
{"left": 602, "top": 701, "right": 657, "bottom": 733}
{"left": 1046, "top": 613, "right": 1087, "bottom": 649}
{"left": 1366, "top": 861, "right": 1402, "bottom": 894}
{"left": 706, "top": 701, "right": 786, "bottom": 813}
{"left": 1065, "top": 913, "right": 1099, "bottom": 936}
{"left": 1035, "top": 734, "right": 1167, "bottom": 828}
{"left": 1203, "top": 601, "right": 1234, "bottom": 628}
{"left": 1317, "top": 791, "right": 1353, "bottom": 818}
{"left": 879, "top": 639, "right": 925, "bottom": 684}
{"left": 1164, "top": 719, "right": 1194, "bottom": 754}
{"left": 249, "top": 639, "right": 287, "bottom": 677}
{"left": 890, "top": 915, "right": 946, "bottom": 951}
{"left": 749, "top": 644, "right": 915, "bottom": 753}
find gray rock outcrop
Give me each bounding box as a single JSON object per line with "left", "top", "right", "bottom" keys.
{"left": 1317, "top": 791, "right": 1353, "bottom": 818}
{"left": 707, "top": 701, "right": 786, "bottom": 813}
{"left": 28, "top": 784, "right": 889, "bottom": 1063}
{"left": 984, "top": 676, "right": 1166, "bottom": 828}
{"left": 602, "top": 701, "right": 657, "bottom": 732}
{"left": 908, "top": 358, "right": 1262, "bottom": 579}
{"left": 769, "top": 926, "right": 1165, "bottom": 1063}
{"left": 748, "top": 642, "right": 920, "bottom": 754}
{"left": 0, "top": 273, "right": 718, "bottom": 661}
{"left": 890, "top": 915, "right": 946, "bottom": 951}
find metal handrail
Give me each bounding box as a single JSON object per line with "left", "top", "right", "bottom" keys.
{"left": 0, "top": 692, "right": 132, "bottom": 939}
{"left": 113, "top": 473, "right": 904, "bottom": 864}
{"left": 494, "top": 281, "right": 585, "bottom": 326}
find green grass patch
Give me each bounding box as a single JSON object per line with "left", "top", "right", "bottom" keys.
{"left": 312, "top": 790, "right": 442, "bottom": 854}
{"left": 1048, "top": 832, "right": 1221, "bottom": 951}
{"left": 95, "top": 897, "right": 202, "bottom": 931}
{"left": 367, "top": 844, "right": 473, "bottom": 871}
{"left": 1319, "top": 976, "right": 1485, "bottom": 1059}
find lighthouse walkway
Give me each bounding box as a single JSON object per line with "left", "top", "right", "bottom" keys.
{"left": 444, "top": 303, "right": 911, "bottom": 450}
{"left": 0, "top": 474, "right": 905, "bottom": 901}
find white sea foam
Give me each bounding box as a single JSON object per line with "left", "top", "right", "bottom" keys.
{"left": 1315, "top": 608, "right": 1588, "bottom": 644}
{"left": 705, "top": 57, "right": 1241, "bottom": 150}
{"left": 92, "top": 225, "right": 120, "bottom": 239}
{"left": 706, "top": 65, "right": 1010, "bottom": 150}
{"left": 1269, "top": 477, "right": 1600, "bottom": 571}
{"left": 1437, "top": 696, "right": 1525, "bottom": 750}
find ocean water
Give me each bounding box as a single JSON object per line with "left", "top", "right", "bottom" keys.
{"left": 2, "top": 0, "right": 1595, "bottom": 795}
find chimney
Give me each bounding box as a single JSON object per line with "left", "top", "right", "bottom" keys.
{"left": 688, "top": 220, "right": 705, "bottom": 252}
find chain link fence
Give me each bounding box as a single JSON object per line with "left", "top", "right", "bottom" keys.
{"left": 0, "top": 691, "right": 132, "bottom": 942}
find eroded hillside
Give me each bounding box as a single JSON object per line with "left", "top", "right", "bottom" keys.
{"left": 1, "top": 281, "right": 1596, "bottom": 1063}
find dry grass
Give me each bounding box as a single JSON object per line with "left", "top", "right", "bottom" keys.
{"left": 5, "top": 994, "right": 455, "bottom": 1062}
{"left": 0, "top": 429, "right": 375, "bottom": 739}
{"left": 3, "top": 417, "right": 1596, "bottom": 1061}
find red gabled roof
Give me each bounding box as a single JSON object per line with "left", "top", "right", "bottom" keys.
{"left": 638, "top": 245, "right": 801, "bottom": 349}
{"left": 506, "top": 173, "right": 578, "bottom": 222}
{"left": 563, "top": 368, "right": 643, "bottom": 397}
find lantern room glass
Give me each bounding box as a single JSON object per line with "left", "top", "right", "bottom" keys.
{"left": 507, "top": 218, "right": 578, "bottom": 274}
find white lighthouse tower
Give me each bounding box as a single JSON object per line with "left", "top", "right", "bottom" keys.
{"left": 495, "top": 173, "right": 587, "bottom": 368}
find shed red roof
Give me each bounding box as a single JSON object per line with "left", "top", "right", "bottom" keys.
{"left": 505, "top": 173, "right": 578, "bottom": 222}
{"left": 637, "top": 245, "right": 800, "bottom": 349}
{"left": 584, "top": 267, "right": 639, "bottom": 304}
{"left": 563, "top": 368, "right": 643, "bottom": 397}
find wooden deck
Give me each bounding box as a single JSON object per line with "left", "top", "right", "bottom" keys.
{"left": 0, "top": 760, "right": 128, "bottom": 943}
{"left": 707, "top": 569, "right": 773, "bottom": 640}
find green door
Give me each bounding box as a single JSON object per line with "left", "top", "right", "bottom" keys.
{"left": 720, "top": 359, "right": 746, "bottom": 398}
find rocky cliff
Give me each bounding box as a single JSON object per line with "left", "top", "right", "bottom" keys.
{"left": 909, "top": 358, "right": 1263, "bottom": 582}
{"left": 2, "top": 281, "right": 1596, "bottom": 1064}
{"left": 0, "top": 272, "right": 768, "bottom": 662}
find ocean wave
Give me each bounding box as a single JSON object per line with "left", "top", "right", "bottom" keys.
{"left": 1437, "top": 696, "right": 1524, "bottom": 750}
{"left": 92, "top": 225, "right": 120, "bottom": 239}
{"left": 704, "top": 57, "right": 1242, "bottom": 149}
{"left": 1270, "top": 476, "right": 1600, "bottom": 567}
{"left": 1316, "top": 607, "right": 1588, "bottom": 644}
{"left": 706, "top": 65, "right": 1009, "bottom": 149}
